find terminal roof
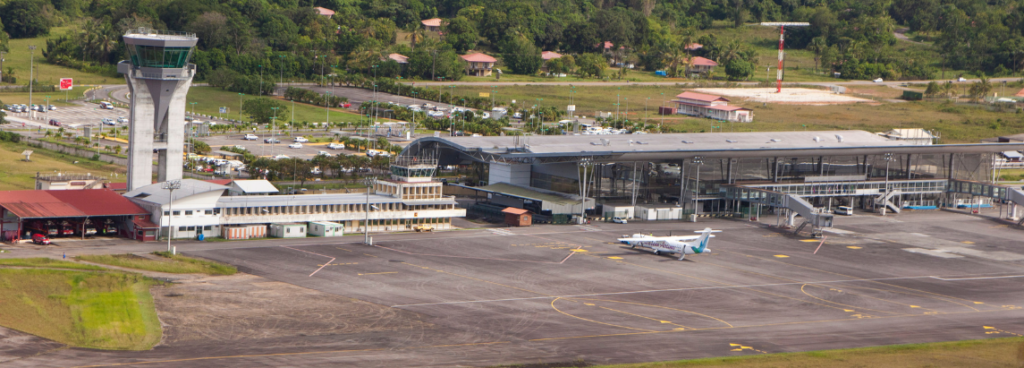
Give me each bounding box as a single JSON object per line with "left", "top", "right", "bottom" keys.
{"left": 410, "top": 130, "right": 1024, "bottom": 162}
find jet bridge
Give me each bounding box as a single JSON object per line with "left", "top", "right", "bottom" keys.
{"left": 723, "top": 186, "right": 833, "bottom": 236}
{"left": 947, "top": 179, "right": 1024, "bottom": 225}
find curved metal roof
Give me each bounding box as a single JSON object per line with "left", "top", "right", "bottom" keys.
{"left": 403, "top": 130, "right": 1024, "bottom": 163}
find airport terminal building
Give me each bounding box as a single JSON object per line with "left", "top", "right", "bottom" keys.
{"left": 404, "top": 130, "right": 1024, "bottom": 234}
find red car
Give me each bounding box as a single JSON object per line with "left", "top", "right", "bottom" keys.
{"left": 339, "top": 103, "right": 351, "bottom": 108}
{"left": 32, "top": 233, "right": 51, "bottom": 245}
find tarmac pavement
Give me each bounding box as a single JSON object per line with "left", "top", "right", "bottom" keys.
{"left": 3, "top": 209, "right": 1024, "bottom": 367}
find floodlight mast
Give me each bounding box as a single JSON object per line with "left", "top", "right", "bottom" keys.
{"left": 760, "top": 22, "right": 810, "bottom": 93}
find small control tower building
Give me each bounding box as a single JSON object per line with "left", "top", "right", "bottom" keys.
{"left": 117, "top": 28, "right": 198, "bottom": 191}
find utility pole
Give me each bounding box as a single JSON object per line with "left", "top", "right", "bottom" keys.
{"left": 163, "top": 180, "right": 181, "bottom": 251}
{"left": 258, "top": 64, "right": 264, "bottom": 97}
{"left": 882, "top": 153, "right": 892, "bottom": 216}
{"left": 0, "top": 51, "right": 6, "bottom": 84}
{"left": 364, "top": 176, "right": 377, "bottom": 245}
{"left": 431, "top": 50, "right": 438, "bottom": 81}
{"left": 578, "top": 158, "right": 593, "bottom": 224}
{"left": 29, "top": 45, "right": 36, "bottom": 119}
{"left": 692, "top": 156, "right": 703, "bottom": 216}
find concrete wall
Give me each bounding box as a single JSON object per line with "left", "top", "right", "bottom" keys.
{"left": 488, "top": 163, "right": 531, "bottom": 186}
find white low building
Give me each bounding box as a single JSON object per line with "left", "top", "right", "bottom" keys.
{"left": 125, "top": 160, "right": 465, "bottom": 239}
{"left": 673, "top": 91, "right": 753, "bottom": 123}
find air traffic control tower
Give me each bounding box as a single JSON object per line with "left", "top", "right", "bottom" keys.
{"left": 117, "top": 28, "right": 198, "bottom": 191}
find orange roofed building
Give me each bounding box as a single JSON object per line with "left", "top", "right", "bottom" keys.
{"left": 460, "top": 53, "right": 498, "bottom": 77}
{"left": 672, "top": 91, "right": 753, "bottom": 122}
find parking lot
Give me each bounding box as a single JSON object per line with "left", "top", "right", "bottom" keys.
{"left": 15, "top": 210, "right": 1024, "bottom": 367}
{"left": 4, "top": 102, "right": 128, "bottom": 131}
{"left": 203, "top": 132, "right": 364, "bottom": 160}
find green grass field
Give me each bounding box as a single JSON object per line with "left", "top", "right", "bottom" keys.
{"left": 0, "top": 89, "right": 90, "bottom": 105}
{"left": 0, "top": 257, "right": 105, "bottom": 270}
{"left": 0, "top": 267, "right": 161, "bottom": 350}
{"left": 593, "top": 337, "right": 1024, "bottom": 368}
{"left": 3, "top": 27, "right": 121, "bottom": 86}
{"left": 0, "top": 141, "right": 126, "bottom": 190}
{"left": 452, "top": 84, "right": 1023, "bottom": 143}
{"left": 184, "top": 86, "right": 371, "bottom": 125}
{"left": 76, "top": 252, "right": 237, "bottom": 275}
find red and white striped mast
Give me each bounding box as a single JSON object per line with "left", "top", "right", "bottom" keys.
{"left": 760, "top": 22, "right": 809, "bottom": 93}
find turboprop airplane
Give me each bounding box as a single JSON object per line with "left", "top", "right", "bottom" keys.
{"left": 617, "top": 227, "right": 721, "bottom": 261}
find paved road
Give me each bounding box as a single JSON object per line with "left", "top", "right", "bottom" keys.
{"left": 5, "top": 209, "right": 1024, "bottom": 367}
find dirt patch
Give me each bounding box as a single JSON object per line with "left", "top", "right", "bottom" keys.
{"left": 152, "top": 273, "right": 431, "bottom": 344}
{"left": 693, "top": 87, "right": 872, "bottom": 104}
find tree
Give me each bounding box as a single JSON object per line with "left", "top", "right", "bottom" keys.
{"left": 242, "top": 98, "right": 289, "bottom": 124}
{"left": 499, "top": 36, "right": 542, "bottom": 75}
{"left": 207, "top": 67, "right": 239, "bottom": 89}
{"left": 2, "top": 0, "right": 52, "bottom": 38}
{"left": 924, "top": 81, "right": 940, "bottom": 97}
{"left": 576, "top": 53, "right": 606, "bottom": 78}
{"left": 968, "top": 76, "right": 992, "bottom": 102}
{"left": 725, "top": 58, "right": 753, "bottom": 80}
{"left": 0, "top": 17, "right": 8, "bottom": 52}
{"left": 443, "top": 16, "right": 478, "bottom": 53}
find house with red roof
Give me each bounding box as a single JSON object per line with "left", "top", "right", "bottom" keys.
{"left": 421, "top": 18, "right": 442, "bottom": 32}
{"left": 672, "top": 91, "right": 753, "bottom": 122}
{"left": 686, "top": 56, "right": 718, "bottom": 76}
{"left": 460, "top": 53, "right": 498, "bottom": 77}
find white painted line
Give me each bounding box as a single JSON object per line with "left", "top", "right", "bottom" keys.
{"left": 389, "top": 274, "right": 960, "bottom": 308}
{"left": 930, "top": 275, "right": 1024, "bottom": 281}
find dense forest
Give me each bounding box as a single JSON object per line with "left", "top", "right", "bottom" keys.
{"left": 0, "top": 0, "right": 1023, "bottom": 83}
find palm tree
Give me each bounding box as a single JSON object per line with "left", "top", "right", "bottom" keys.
{"left": 807, "top": 37, "right": 828, "bottom": 74}
{"left": 968, "top": 76, "right": 992, "bottom": 102}
{"left": 405, "top": 24, "right": 427, "bottom": 51}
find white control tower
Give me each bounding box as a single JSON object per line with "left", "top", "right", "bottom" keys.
{"left": 117, "top": 28, "right": 198, "bottom": 191}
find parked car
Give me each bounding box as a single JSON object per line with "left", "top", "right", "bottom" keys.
{"left": 327, "top": 142, "right": 344, "bottom": 150}
{"left": 101, "top": 118, "right": 115, "bottom": 126}
{"left": 48, "top": 105, "right": 56, "bottom": 111}
{"left": 317, "top": 151, "right": 331, "bottom": 157}
{"left": 243, "top": 134, "right": 258, "bottom": 140}
{"left": 233, "top": 145, "right": 246, "bottom": 150}
{"left": 49, "top": 119, "right": 62, "bottom": 126}
{"left": 32, "top": 233, "right": 51, "bottom": 245}
{"left": 310, "top": 167, "right": 322, "bottom": 175}
{"left": 288, "top": 143, "right": 302, "bottom": 149}
{"left": 99, "top": 101, "right": 114, "bottom": 109}
{"left": 116, "top": 116, "right": 128, "bottom": 123}
{"left": 273, "top": 154, "right": 290, "bottom": 160}
{"left": 293, "top": 136, "right": 309, "bottom": 143}
{"left": 613, "top": 217, "right": 628, "bottom": 224}
{"left": 264, "top": 138, "right": 280, "bottom": 144}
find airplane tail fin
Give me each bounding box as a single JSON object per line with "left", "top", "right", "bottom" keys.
{"left": 692, "top": 228, "right": 721, "bottom": 253}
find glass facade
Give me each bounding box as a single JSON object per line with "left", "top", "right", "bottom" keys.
{"left": 127, "top": 45, "right": 193, "bottom": 68}
{"left": 391, "top": 166, "right": 435, "bottom": 178}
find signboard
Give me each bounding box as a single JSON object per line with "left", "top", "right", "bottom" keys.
{"left": 219, "top": 107, "right": 227, "bottom": 114}
{"left": 59, "top": 78, "right": 73, "bottom": 90}
{"left": 478, "top": 92, "right": 490, "bottom": 97}
{"left": 567, "top": 105, "right": 576, "bottom": 112}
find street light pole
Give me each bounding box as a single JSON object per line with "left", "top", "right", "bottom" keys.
{"left": 578, "top": 158, "right": 593, "bottom": 224}
{"left": 163, "top": 180, "right": 182, "bottom": 252}
{"left": 364, "top": 176, "right": 377, "bottom": 245}
{"left": 882, "top": 153, "right": 892, "bottom": 216}
{"left": 692, "top": 156, "right": 703, "bottom": 215}
{"left": 238, "top": 93, "right": 245, "bottom": 122}
{"left": 29, "top": 45, "right": 36, "bottom": 119}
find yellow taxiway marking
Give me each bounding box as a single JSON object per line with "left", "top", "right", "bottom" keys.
{"left": 334, "top": 247, "right": 352, "bottom": 252}
{"left": 358, "top": 272, "right": 397, "bottom": 276}
{"left": 316, "top": 262, "right": 358, "bottom": 267}
{"left": 572, "top": 249, "right": 589, "bottom": 252}
{"left": 983, "top": 326, "right": 1022, "bottom": 336}
{"left": 961, "top": 241, "right": 975, "bottom": 244}
{"left": 847, "top": 246, "right": 863, "bottom": 249}
{"left": 799, "top": 239, "right": 819, "bottom": 243}
{"left": 729, "top": 343, "right": 767, "bottom": 354}
{"left": 363, "top": 253, "right": 378, "bottom": 258}
{"left": 773, "top": 255, "right": 789, "bottom": 258}
{"left": 607, "top": 256, "right": 623, "bottom": 259}
{"left": 974, "top": 301, "right": 985, "bottom": 304}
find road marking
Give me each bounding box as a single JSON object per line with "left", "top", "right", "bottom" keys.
{"left": 607, "top": 256, "right": 623, "bottom": 259}
{"left": 358, "top": 272, "right": 397, "bottom": 276}
{"left": 489, "top": 228, "right": 515, "bottom": 236}
{"left": 773, "top": 255, "right": 789, "bottom": 258}
{"left": 281, "top": 246, "right": 335, "bottom": 277}
{"left": 316, "top": 262, "right": 358, "bottom": 266}
{"left": 729, "top": 343, "right": 767, "bottom": 354}
{"left": 847, "top": 246, "right": 863, "bottom": 249}
{"left": 362, "top": 253, "right": 378, "bottom": 258}
{"left": 983, "top": 326, "right": 1022, "bottom": 336}
{"left": 799, "top": 239, "right": 819, "bottom": 242}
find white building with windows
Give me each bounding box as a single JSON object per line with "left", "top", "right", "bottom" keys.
{"left": 125, "top": 160, "right": 465, "bottom": 239}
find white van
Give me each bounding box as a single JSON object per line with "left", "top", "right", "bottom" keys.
{"left": 99, "top": 101, "right": 114, "bottom": 109}
{"left": 834, "top": 206, "right": 854, "bottom": 216}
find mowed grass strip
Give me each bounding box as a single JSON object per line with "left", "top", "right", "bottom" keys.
{"left": 594, "top": 337, "right": 1024, "bottom": 368}
{"left": 76, "top": 252, "right": 237, "bottom": 275}
{"left": 0, "top": 141, "right": 126, "bottom": 191}
{"left": 0, "top": 257, "right": 104, "bottom": 270}
{"left": 0, "top": 268, "right": 161, "bottom": 350}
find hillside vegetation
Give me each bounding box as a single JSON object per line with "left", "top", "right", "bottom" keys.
{"left": 0, "top": 0, "right": 1020, "bottom": 89}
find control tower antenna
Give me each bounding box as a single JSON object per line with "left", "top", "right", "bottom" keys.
{"left": 760, "top": 22, "right": 810, "bottom": 94}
